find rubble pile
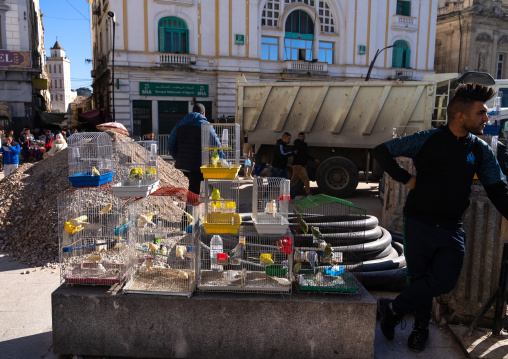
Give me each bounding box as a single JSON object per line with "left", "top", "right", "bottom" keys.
{"left": 0, "top": 131, "right": 188, "bottom": 268}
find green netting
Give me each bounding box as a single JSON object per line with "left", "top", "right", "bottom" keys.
{"left": 293, "top": 194, "right": 365, "bottom": 216}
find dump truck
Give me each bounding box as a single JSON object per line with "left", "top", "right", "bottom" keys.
{"left": 235, "top": 72, "right": 495, "bottom": 197}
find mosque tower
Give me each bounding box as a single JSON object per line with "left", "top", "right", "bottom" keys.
{"left": 47, "top": 40, "right": 76, "bottom": 113}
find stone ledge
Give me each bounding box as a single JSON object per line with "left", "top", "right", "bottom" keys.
{"left": 52, "top": 285, "right": 376, "bottom": 358}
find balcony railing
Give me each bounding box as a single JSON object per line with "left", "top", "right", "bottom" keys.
{"left": 438, "top": 2, "right": 464, "bottom": 15}
{"left": 392, "top": 15, "right": 418, "bottom": 31}
{"left": 156, "top": 53, "right": 193, "bottom": 67}
{"left": 282, "top": 61, "right": 328, "bottom": 74}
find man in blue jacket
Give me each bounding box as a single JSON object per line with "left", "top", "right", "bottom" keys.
{"left": 0, "top": 134, "right": 20, "bottom": 177}
{"left": 373, "top": 83, "right": 508, "bottom": 352}
{"left": 167, "top": 103, "right": 210, "bottom": 195}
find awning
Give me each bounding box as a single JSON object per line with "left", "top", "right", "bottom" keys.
{"left": 37, "top": 109, "right": 67, "bottom": 126}
{"left": 78, "top": 109, "right": 108, "bottom": 127}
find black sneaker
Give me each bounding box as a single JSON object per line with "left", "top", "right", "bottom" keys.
{"left": 377, "top": 298, "right": 404, "bottom": 340}
{"left": 407, "top": 320, "right": 429, "bottom": 352}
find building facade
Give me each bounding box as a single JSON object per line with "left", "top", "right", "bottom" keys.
{"left": 46, "top": 40, "right": 77, "bottom": 113}
{"left": 435, "top": 0, "right": 508, "bottom": 77}
{"left": 0, "top": 0, "right": 49, "bottom": 132}
{"left": 88, "top": 0, "right": 438, "bottom": 136}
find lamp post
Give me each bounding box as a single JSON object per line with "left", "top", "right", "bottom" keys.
{"left": 108, "top": 11, "right": 116, "bottom": 122}
{"left": 365, "top": 45, "right": 395, "bottom": 81}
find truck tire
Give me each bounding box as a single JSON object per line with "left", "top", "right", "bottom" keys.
{"left": 316, "top": 157, "right": 359, "bottom": 198}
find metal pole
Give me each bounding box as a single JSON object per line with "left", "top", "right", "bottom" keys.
{"left": 108, "top": 11, "right": 116, "bottom": 122}
{"left": 365, "top": 45, "right": 395, "bottom": 81}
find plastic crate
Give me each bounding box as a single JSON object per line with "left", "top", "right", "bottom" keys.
{"left": 68, "top": 171, "right": 114, "bottom": 187}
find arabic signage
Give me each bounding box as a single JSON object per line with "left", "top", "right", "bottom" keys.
{"left": 139, "top": 82, "right": 209, "bottom": 97}
{"left": 0, "top": 50, "right": 31, "bottom": 68}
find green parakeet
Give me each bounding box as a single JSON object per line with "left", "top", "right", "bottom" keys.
{"left": 299, "top": 218, "right": 308, "bottom": 234}
{"left": 211, "top": 187, "right": 220, "bottom": 205}
{"left": 293, "top": 262, "right": 302, "bottom": 274}
{"left": 311, "top": 226, "right": 323, "bottom": 240}
{"left": 323, "top": 243, "right": 333, "bottom": 258}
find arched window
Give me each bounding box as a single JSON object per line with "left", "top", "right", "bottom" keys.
{"left": 283, "top": 10, "right": 314, "bottom": 61}
{"left": 392, "top": 40, "right": 410, "bottom": 68}
{"left": 158, "top": 17, "right": 189, "bottom": 53}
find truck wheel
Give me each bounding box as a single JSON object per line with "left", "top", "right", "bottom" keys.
{"left": 316, "top": 157, "right": 359, "bottom": 198}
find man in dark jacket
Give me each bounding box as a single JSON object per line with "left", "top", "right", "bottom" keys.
{"left": 373, "top": 83, "right": 508, "bottom": 352}
{"left": 19, "top": 128, "right": 33, "bottom": 163}
{"left": 291, "top": 132, "right": 319, "bottom": 196}
{"left": 167, "top": 103, "right": 210, "bottom": 195}
{"left": 270, "top": 132, "right": 295, "bottom": 179}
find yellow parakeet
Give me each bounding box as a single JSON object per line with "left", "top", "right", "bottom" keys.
{"left": 148, "top": 243, "right": 158, "bottom": 252}
{"left": 182, "top": 210, "right": 194, "bottom": 224}
{"left": 211, "top": 149, "right": 220, "bottom": 167}
{"left": 86, "top": 255, "right": 102, "bottom": 262}
{"left": 99, "top": 203, "right": 112, "bottom": 214}
{"left": 138, "top": 212, "right": 155, "bottom": 227}
{"left": 211, "top": 188, "right": 220, "bottom": 205}
{"left": 248, "top": 254, "right": 274, "bottom": 266}
{"left": 69, "top": 215, "right": 88, "bottom": 226}
{"left": 91, "top": 167, "right": 100, "bottom": 176}
{"left": 129, "top": 167, "right": 143, "bottom": 180}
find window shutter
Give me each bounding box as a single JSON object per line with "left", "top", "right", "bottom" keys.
{"left": 405, "top": 48, "right": 411, "bottom": 68}
{"left": 403, "top": 1, "right": 411, "bottom": 16}
{"left": 392, "top": 47, "right": 402, "bottom": 68}
{"left": 159, "top": 25, "right": 164, "bottom": 52}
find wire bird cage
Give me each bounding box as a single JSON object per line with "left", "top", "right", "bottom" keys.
{"left": 123, "top": 187, "right": 202, "bottom": 296}
{"left": 291, "top": 194, "right": 367, "bottom": 294}
{"left": 252, "top": 177, "right": 291, "bottom": 235}
{"left": 57, "top": 187, "right": 132, "bottom": 285}
{"left": 202, "top": 179, "right": 242, "bottom": 235}
{"left": 200, "top": 123, "right": 241, "bottom": 179}
{"left": 67, "top": 132, "right": 114, "bottom": 187}
{"left": 197, "top": 226, "right": 293, "bottom": 293}
{"left": 111, "top": 140, "right": 159, "bottom": 197}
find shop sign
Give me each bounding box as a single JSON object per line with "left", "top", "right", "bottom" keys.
{"left": 0, "top": 50, "right": 31, "bottom": 68}
{"left": 33, "top": 78, "right": 48, "bottom": 90}
{"left": 140, "top": 82, "right": 208, "bottom": 97}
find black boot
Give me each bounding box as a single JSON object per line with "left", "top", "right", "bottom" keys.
{"left": 377, "top": 298, "right": 405, "bottom": 340}
{"left": 407, "top": 320, "right": 429, "bottom": 352}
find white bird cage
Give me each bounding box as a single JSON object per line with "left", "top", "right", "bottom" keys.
{"left": 197, "top": 226, "right": 293, "bottom": 294}
{"left": 252, "top": 177, "right": 291, "bottom": 235}
{"left": 200, "top": 123, "right": 241, "bottom": 179}
{"left": 123, "top": 187, "right": 202, "bottom": 296}
{"left": 111, "top": 140, "right": 159, "bottom": 197}
{"left": 202, "top": 179, "right": 241, "bottom": 235}
{"left": 57, "top": 187, "right": 132, "bottom": 286}
{"left": 67, "top": 132, "right": 114, "bottom": 187}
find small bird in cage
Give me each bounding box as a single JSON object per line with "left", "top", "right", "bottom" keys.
{"left": 248, "top": 253, "right": 274, "bottom": 266}
{"left": 99, "top": 203, "right": 113, "bottom": 214}
{"left": 91, "top": 166, "right": 101, "bottom": 176}
{"left": 265, "top": 200, "right": 277, "bottom": 216}
{"left": 211, "top": 149, "right": 220, "bottom": 167}
{"left": 311, "top": 226, "right": 323, "bottom": 240}
{"left": 299, "top": 217, "right": 309, "bottom": 234}
{"left": 69, "top": 215, "right": 89, "bottom": 226}
{"left": 182, "top": 210, "right": 194, "bottom": 225}
{"left": 86, "top": 254, "right": 102, "bottom": 262}
{"left": 229, "top": 241, "right": 245, "bottom": 265}
{"left": 138, "top": 212, "right": 156, "bottom": 227}
{"left": 129, "top": 167, "right": 143, "bottom": 180}
{"left": 210, "top": 187, "right": 221, "bottom": 204}
{"left": 293, "top": 262, "right": 302, "bottom": 274}
{"left": 146, "top": 168, "right": 157, "bottom": 179}
{"left": 178, "top": 271, "right": 189, "bottom": 280}
{"left": 219, "top": 158, "right": 231, "bottom": 169}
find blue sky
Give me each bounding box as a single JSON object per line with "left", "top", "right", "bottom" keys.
{"left": 40, "top": 0, "right": 93, "bottom": 90}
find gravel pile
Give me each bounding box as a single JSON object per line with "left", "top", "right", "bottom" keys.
{"left": 0, "top": 130, "right": 188, "bottom": 268}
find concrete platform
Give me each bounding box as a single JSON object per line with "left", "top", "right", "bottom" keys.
{"left": 52, "top": 285, "right": 376, "bottom": 359}
{"left": 448, "top": 324, "right": 508, "bottom": 359}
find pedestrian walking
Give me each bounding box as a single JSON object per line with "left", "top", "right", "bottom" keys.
{"left": 373, "top": 83, "right": 508, "bottom": 352}
{"left": 291, "top": 132, "right": 319, "bottom": 197}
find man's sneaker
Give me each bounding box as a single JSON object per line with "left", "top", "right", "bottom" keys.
{"left": 407, "top": 320, "right": 429, "bottom": 352}
{"left": 377, "top": 298, "right": 404, "bottom": 340}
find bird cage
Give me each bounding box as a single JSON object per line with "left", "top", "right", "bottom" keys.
{"left": 202, "top": 179, "right": 242, "bottom": 235}
{"left": 197, "top": 226, "right": 293, "bottom": 294}
{"left": 252, "top": 177, "right": 291, "bottom": 235}
{"left": 57, "top": 187, "right": 132, "bottom": 285}
{"left": 200, "top": 123, "right": 241, "bottom": 179}
{"left": 111, "top": 140, "right": 159, "bottom": 197}
{"left": 123, "top": 187, "right": 202, "bottom": 296}
{"left": 67, "top": 132, "right": 114, "bottom": 187}
{"left": 291, "top": 194, "right": 366, "bottom": 294}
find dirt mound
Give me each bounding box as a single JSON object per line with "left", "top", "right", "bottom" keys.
{"left": 0, "top": 131, "right": 188, "bottom": 268}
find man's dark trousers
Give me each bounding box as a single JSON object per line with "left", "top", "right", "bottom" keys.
{"left": 392, "top": 216, "right": 466, "bottom": 324}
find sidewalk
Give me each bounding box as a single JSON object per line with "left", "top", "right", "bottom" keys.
{"left": 0, "top": 179, "right": 473, "bottom": 358}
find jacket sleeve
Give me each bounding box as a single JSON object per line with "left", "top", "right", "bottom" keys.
{"left": 167, "top": 125, "right": 178, "bottom": 158}
{"left": 372, "top": 143, "right": 413, "bottom": 185}
{"left": 280, "top": 144, "right": 293, "bottom": 157}
{"left": 11, "top": 144, "right": 20, "bottom": 155}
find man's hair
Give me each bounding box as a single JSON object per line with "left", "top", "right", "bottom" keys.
{"left": 298, "top": 132, "right": 305, "bottom": 136}
{"left": 4, "top": 134, "right": 12, "bottom": 139}
{"left": 282, "top": 132, "right": 291, "bottom": 139}
{"left": 447, "top": 83, "right": 495, "bottom": 120}
{"left": 193, "top": 103, "right": 205, "bottom": 114}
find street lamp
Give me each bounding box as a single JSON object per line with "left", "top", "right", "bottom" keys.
{"left": 365, "top": 45, "right": 396, "bottom": 81}
{"left": 108, "top": 11, "right": 116, "bottom": 122}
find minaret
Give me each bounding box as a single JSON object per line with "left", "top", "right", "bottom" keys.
{"left": 47, "top": 40, "right": 76, "bottom": 113}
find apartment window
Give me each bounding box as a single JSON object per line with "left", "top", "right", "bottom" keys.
{"left": 318, "top": 41, "right": 333, "bottom": 64}
{"left": 261, "top": 37, "right": 278, "bottom": 60}
{"left": 54, "top": 64, "right": 56, "bottom": 73}
{"left": 396, "top": 0, "right": 411, "bottom": 16}
{"left": 158, "top": 17, "right": 188, "bottom": 53}
{"left": 60, "top": 79, "right": 62, "bottom": 88}
{"left": 48, "top": 65, "right": 51, "bottom": 73}
{"left": 261, "top": 0, "right": 281, "bottom": 27}
{"left": 318, "top": 1, "right": 335, "bottom": 33}
{"left": 284, "top": 38, "right": 313, "bottom": 61}
{"left": 284, "top": 10, "right": 314, "bottom": 60}
{"left": 497, "top": 54, "right": 504, "bottom": 79}
{"left": 59, "top": 65, "right": 61, "bottom": 73}
{"left": 392, "top": 40, "right": 411, "bottom": 68}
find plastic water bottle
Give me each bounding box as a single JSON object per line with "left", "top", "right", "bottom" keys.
{"left": 210, "top": 235, "right": 223, "bottom": 271}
